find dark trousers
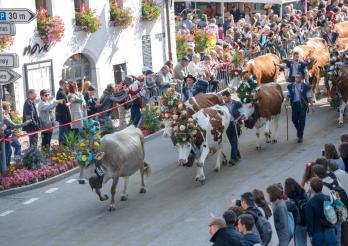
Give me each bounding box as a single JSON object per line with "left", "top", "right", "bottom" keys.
{"left": 11, "top": 138, "right": 21, "bottom": 159}
{"left": 29, "top": 134, "right": 38, "bottom": 148}
{"left": 226, "top": 122, "right": 240, "bottom": 161}
{"left": 130, "top": 105, "right": 141, "bottom": 127}
{"left": 5, "top": 141, "right": 12, "bottom": 168}
{"left": 292, "top": 102, "right": 307, "bottom": 139}
{"left": 41, "top": 131, "right": 52, "bottom": 150}
{"left": 58, "top": 125, "right": 70, "bottom": 145}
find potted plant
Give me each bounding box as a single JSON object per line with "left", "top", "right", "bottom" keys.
{"left": 75, "top": 6, "right": 101, "bottom": 33}
{"left": 110, "top": 1, "right": 133, "bottom": 28}
{"left": 141, "top": 0, "right": 161, "bottom": 22}
{"left": 36, "top": 8, "right": 65, "bottom": 47}
{"left": 142, "top": 107, "right": 161, "bottom": 135}
{"left": 0, "top": 35, "right": 14, "bottom": 51}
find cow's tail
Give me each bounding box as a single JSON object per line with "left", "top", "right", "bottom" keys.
{"left": 143, "top": 162, "right": 151, "bottom": 177}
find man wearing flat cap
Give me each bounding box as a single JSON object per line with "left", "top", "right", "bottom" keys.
{"left": 174, "top": 56, "right": 190, "bottom": 81}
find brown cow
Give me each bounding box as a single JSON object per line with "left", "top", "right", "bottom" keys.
{"left": 293, "top": 38, "right": 330, "bottom": 99}
{"left": 243, "top": 53, "right": 282, "bottom": 84}
{"left": 328, "top": 65, "right": 348, "bottom": 127}
{"left": 335, "top": 21, "right": 348, "bottom": 38}
{"left": 241, "top": 83, "right": 284, "bottom": 149}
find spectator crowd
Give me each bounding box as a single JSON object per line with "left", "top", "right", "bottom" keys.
{"left": 209, "top": 134, "right": 348, "bottom": 246}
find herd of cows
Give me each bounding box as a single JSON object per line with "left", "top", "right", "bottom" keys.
{"left": 78, "top": 22, "right": 348, "bottom": 211}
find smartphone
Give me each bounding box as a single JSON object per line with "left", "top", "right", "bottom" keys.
{"left": 322, "top": 149, "right": 325, "bottom": 156}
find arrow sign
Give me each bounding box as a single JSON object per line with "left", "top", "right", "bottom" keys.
{"left": 0, "top": 8, "right": 36, "bottom": 24}
{"left": 0, "top": 53, "right": 19, "bottom": 68}
{"left": 0, "top": 69, "right": 21, "bottom": 85}
{"left": 0, "top": 22, "right": 15, "bottom": 35}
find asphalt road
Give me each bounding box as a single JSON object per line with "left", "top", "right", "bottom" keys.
{"left": 0, "top": 83, "right": 347, "bottom": 246}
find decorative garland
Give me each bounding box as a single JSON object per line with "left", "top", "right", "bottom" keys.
{"left": 75, "top": 7, "right": 101, "bottom": 33}
{"left": 171, "top": 111, "right": 199, "bottom": 144}
{"left": 77, "top": 118, "right": 103, "bottom": 167}
{"left": 194, "top": 29, "right": 216, "bottom": 54}
{"left": 237, "top": 75, "right": 258, "bottom": 104}
{"left": 110, "top": 2, "right": 133, "bottom": 29}
{"left": 141, "top": 1, "right": 161, "bottom": 21}
{"left": 0, "top": 35, "right": 14, "bottom": 51}
{"left": 160, "top": 88, "right": 182, "bottom": 119}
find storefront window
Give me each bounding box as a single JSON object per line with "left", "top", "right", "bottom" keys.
{"left": 24, "top": 60, "right": 55, "bottom": 95}
{"left": 62, "top": 53, "right": 91, "bottom": 89}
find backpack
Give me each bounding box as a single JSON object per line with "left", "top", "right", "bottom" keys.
{"left": 255, "top": 215, "right": 272, "bottom": 245}
{"left": 324, "top": 172, "right": 348, "bottom": 207}
{"left": 322, "top": 200, "right": 338, "bottom": 227}
{"left": 295, "top": 197, "right": 308, "bottom": 226}
{"left": 329, "top": 190, "right": 348, "bottom": 223}
{"left": 287, "top": 212, "right": 295, "bottom": 238}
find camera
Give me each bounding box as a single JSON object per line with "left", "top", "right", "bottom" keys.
{"left": 236, "top": 200, "right": 241, "bottom": 207}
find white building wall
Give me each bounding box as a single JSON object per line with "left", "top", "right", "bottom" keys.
{"left": 0, "top": 0, "right": 174, "bottom": 111}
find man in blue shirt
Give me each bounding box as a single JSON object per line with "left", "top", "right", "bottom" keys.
{"left": 222, "top": 90, "right": 245, "bottom": 165}
{"left": 286, "top": 72, "right": 314, "bottom": 143}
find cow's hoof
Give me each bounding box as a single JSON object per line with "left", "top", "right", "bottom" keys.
{"left": 100, "top": 194, "right": 109, "bottom": 201}
{"left": 195, "top": 177, "right": 199, "bottom": 182}
{"left": 338, "top": 123, "right": 343, "bottom": 128}
{"left": 222, "top": 159, "right": 228, "bottom": 166}
{"left": 108, "top": 204, "right": 116, "bottom": 212}
{"left": 200, "top": 180, "right": 206, "bottom": 185}
{"left": 272, "top": 139, "right": 278, "bottom": 144}
{"left": 120, "top": 195, "right": 128, "bottom": 201}
{"left": 214, "top": 167, "right": 220, "bottom": 173}
{"left": 266, "top": 140, "right": 271, "bottom": 144}
{"left": 78, "top": 179, "right": 86, "bottom": 184}
{"left": 139, "top": 187, "right": 147, "bottom": 194}
{"left": 256, "top": 146, "right": 261, "bottom": 150}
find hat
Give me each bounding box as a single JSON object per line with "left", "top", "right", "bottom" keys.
{"left": 142, "top": 66, "right": 153, "bottom": 74}
{"left": 88, "top": 85, "right": 96, "bottom": 91}
{"left": 181, "top": 56, "right": 190, "bottom": 62}
{"left": 184, "top": 74, "right": 197, "bottom": 83}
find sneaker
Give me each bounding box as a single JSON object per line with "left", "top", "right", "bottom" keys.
{"left": 228, "top": 160, "right": 236, "bottom": 166}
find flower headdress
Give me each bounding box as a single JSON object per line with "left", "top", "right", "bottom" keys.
{"left": 237, "top": 75, "right": 258, "bottom": 104}
{"left": 160, "top": 88, "right": 182, "bottom": 119}
{"left": 171, "top": 110, "right": 199, "bottom": 144}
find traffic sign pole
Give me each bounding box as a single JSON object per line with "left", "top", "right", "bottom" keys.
{"left": 0, "top": 85, "right": 6, "bottom": 175}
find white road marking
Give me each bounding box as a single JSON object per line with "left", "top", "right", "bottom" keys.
{"left": 23, "top": 198, "right": 39, "bottom": 205}
{"left": 66, "top": 179, "right": 76, "bottom": 184}
{"left": 45, "top": 188, "right": 59, "bottom": 194}
{"left": 0, "top": 210, "right": 14, "bottom": 217}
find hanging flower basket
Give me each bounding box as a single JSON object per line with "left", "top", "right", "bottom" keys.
{"left": 0, "top": 35, "right": 14, "bottom": 51}
{"left": 110, "top": 5, "right": 133, "bottom": 28}
{"left": 141, "top": 1, "right": 161, "bottom": 22}
{"left": 75, "top": 8, "right": 101, "bottom": 33}
{"left": 193, "top": 29, "right": 216, "bottom": 54}
{"left": 36, "top": 8, "right": 65, "bottom": 47}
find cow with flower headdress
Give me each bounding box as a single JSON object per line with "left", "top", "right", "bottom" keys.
{"left": 172, "top": 104, "right": 231, "bottom": 184}
{"left": 238, "top": 76, "right": 284, "bottom": 149}
{"left": 78, "top": 118, "right": 150, "bottom": 211}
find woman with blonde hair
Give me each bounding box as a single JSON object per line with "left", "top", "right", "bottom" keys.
{"left": 82, "top": 80, "right": 91, "bottom": 97}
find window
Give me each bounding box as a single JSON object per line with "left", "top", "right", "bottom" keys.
{"left": 24, "top": 60, "right": 55, "bottom": 95}
{"left": 74, "top": 0, "right": 89, "bottom": 13}
{"left": 62, "top": 54, "right": 91, "bottom": 89}
{"left": 113, "top": 63, "right": 127, "bottom": 84}
{"left": 35, "top": 0, "right": 53, "bottom": 15}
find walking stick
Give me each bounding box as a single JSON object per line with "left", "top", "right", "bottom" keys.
{"left": 286, "top": 105, "right": 289, "bottom": 141}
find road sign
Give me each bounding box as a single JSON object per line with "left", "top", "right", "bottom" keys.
{"left": 0, "top": 8, "right": 36, "bottom": 24}
{"left": 0, "top": 22, "right": 15, "bottom": 35}
{"left": 0, "top": 69, "right": 21, "bottom": 85}
{"left": 0, "top": 53, "right": 19, "bottom": 68}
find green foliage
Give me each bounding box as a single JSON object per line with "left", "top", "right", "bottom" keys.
{"left": 75, "top": 9, "right": 101, "bottom": 33}
{"left": 10, "top": 112, "right": 23, "bottom": 135}
{"left": 23, "top": 147, "right": 46, "bottom": 170}
{"left": 237, "top": 76, "right": 258, "bottom": 104}
{"left": 176, "top": 34, "right": 189, "bottom": 60}
{"left": 110, "top": 6, "right": 133, "bottom": 28}
{"left": 142, "top": 108, "right": 161, "bottom": 133}
{"left": 64, "top": 131, "right": 79, "bottom": 152}
{"left": 141, "top": 1, "right": 161, "bottom": 21}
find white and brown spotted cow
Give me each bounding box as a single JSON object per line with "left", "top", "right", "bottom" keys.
{"left": 176, "top": 105, "right": 230, "bottom": 184}
{"left": 241, "top": 83, "right": 284, "bottom": 149}
{"left": 328, "top": 65, "right": 348, "bottom": 127}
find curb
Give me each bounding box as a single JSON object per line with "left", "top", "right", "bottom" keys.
{"left": 0, "top": 129, "right": 164, "bottom": 197}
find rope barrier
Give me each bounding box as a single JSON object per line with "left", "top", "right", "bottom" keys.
{"left": 0, "top": 95, "right": 139, "bottom": 143}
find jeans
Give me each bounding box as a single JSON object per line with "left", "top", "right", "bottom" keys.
{"left": 291, "top": 102, "right": 307, "bottom": 139}
{"left": 294, "top": 225, "right": 307, "bottom": 246}
{"left": 312, "top": 229, "right": 338, "bottom": 246}
{"left": 11, "top": 138, "right": 21, "bottom": 160}
{"left": 5, "top": 141, "right": 12, "bottom": 168}
{"left": 130, "top": 104, "right": 141, "bottom": 127}
{"left": 58, "top": 125, "right": 70, "bottom": 145}
{"left": 41, "top": 131, "right": 52, "bottom": 150}
{"left": 29, "top": 134, "right": 38, "bottom": 148}
{"left": 336, "top": 222, "right": 342, "bottom": 246}
{"left": 226, "top": 122, "right": 240, "bottom": 161}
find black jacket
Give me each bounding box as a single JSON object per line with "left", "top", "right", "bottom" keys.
{"left": 210, "top": 227, "right": 243, "bottom": 246}
{"left": 22, "top": 99, "right": 40, "bottom": 133}
{"left": 305, "top": 192, "right": 333, "bottom": 237}
{"left": 55, "top": 88, "right": 71, "bottom": 124}
{"left": 84, "top": 92, "right": 98, "bottom": 116}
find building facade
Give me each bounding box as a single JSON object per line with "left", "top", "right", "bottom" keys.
{"left": 0, "top": 0, "right": 176, "bottom": 111}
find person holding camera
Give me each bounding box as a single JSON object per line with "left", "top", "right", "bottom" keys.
{"left": 22, "top": 89, "right": 41, "bottom": 148}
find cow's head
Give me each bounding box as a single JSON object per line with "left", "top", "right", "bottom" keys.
{"left": 176, "top": 141, "right": 193, "bottom": 165}
{"left": 242, "top": 61, "right": 253, "bottom": 80}
{"left": 79, "top": 152, "right": 105, "bottom": 189}
{"left": 242, "top": 102, "right": 261, "bottom": 129}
